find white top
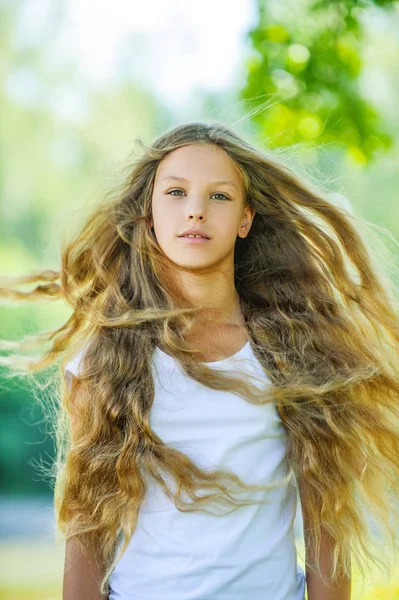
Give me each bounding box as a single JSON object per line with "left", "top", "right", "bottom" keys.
{"left": 65, "top": 341, "right": 306, "bottom": 600}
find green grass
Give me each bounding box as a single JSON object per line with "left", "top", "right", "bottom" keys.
{"left": 0, "top": 539, "right": 397, "bottom": 599}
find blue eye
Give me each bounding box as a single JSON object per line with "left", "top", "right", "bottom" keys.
{"left": 167, "top": 189, "right": 230, "bottom": 201}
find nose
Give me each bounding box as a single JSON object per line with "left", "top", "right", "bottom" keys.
{"left": 189, "top": 212, "right": 204, "bottom": 221}
{"left": 186, "top": 200, "right": 206, "bottom": 222}
{"left": 183, "top": 189, "right": 214, "bottom": 223}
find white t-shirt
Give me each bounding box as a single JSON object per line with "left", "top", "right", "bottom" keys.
{"left": 65, "top": 340, "right": 306, "bottom": 600}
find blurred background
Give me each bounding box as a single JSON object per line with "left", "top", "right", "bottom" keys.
{"left": 1, "top": 0, "right": 399, "bottom": 598}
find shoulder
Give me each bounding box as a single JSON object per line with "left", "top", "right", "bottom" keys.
{"left": 64, "top": 342, "right": 91, "bottom": 389}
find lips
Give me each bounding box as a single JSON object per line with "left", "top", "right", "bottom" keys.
{"left": 179, "top": 234, "right": 208, "bottom": 239}
{"left": 178, "top": 229, "right": 211, "bottom": 239}
{"left": 178, "top": 233, "right": 211, "bottom": 244}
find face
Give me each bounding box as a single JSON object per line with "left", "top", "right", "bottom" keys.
{"left": 150, "top": 144, "right": 255, "bottom": 272}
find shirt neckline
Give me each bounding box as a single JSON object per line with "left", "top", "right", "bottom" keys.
{"left": 155, "top": 339, "right": 251, "bottom": 368}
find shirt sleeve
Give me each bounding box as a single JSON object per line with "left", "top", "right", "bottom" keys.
{"left": 64, "top": 346, "right": 88, "bottom": 391}
{"left": 328, "top": 191, "right": 354, "bottom": 215}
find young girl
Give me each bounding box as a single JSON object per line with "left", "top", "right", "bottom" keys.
{"left": 2, "top": 121, "right": 399, "bottom": 600}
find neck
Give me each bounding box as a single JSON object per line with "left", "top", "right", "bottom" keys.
{"left": 174, "top": 272, "right": 244, "bottom": 326}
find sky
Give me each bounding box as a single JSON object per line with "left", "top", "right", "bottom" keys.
{"left": 7, "top": 0, "right": 399, "bottom": 124}
{"left": 12, "top": 0, "right": 258, "bottom": 114}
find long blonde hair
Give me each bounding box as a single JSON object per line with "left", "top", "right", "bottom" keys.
{"left": 1, "top": 121, "right": 399, "bottom": 595}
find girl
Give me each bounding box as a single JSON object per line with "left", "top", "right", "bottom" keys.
{"left": 2, "top": 121, "right": 399, "bottom": 600}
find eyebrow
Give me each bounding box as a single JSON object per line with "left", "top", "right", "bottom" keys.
{"left": 161, "top": 175, "right": 238, "bottom": 191}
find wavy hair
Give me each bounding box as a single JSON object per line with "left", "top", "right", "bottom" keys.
{"left": 1, "top": 121, "right": 399, "bottom": 595}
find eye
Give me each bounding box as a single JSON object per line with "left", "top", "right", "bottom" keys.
{"left": 167, "top": 189, "right": 230, "bottom": 201}
{"left": 212, "top": 192, "right": 230, "bottom": 201}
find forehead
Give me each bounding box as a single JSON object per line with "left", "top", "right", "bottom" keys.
{"left": 155, "top": 144, "right": 243, "bottom": 190}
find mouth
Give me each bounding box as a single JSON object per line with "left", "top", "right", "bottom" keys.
{"left": 177, "top": 235, "right": 211, "bottom": 244}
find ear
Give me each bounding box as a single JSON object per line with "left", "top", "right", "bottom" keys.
{"left": 237, "top": 205, "right": 256, "bottom": 239}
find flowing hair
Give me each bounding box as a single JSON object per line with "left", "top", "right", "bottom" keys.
{"left": 1, "top": 121, "right": 399, "bottom": 596}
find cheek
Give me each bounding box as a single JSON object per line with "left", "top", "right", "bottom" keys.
{"left": 151, "top": 201, "right": 164, "bottom": 231}
{"left": 222, "top": 213, "right": 243, "bottom": 235}
{"left": 151, "top": 210, "right": 174, "bottom": 244}
{"left": 152, "top": 195, "right": 174, "bottom": 218}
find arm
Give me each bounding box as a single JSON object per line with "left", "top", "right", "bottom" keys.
{"left": 63, "top": 533, "right": 109, "bottom": 600}
{"left": 298, "top": 473, "right": 352, "bottom": 600}
{"left": 63, "top": 376, "right": 109, "bottom": 600}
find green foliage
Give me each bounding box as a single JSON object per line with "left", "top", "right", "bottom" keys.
{"left": 1, "top": 0, "right": 399, "bottom": 503}
{"left": 241, "top": 0, "right": 397, "bottom": 162}
{"left": 0, "top": 378, "right": 54, "bottom": 495}
{"left": 0, "top": 0, "right": 170, "bottom": 495}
